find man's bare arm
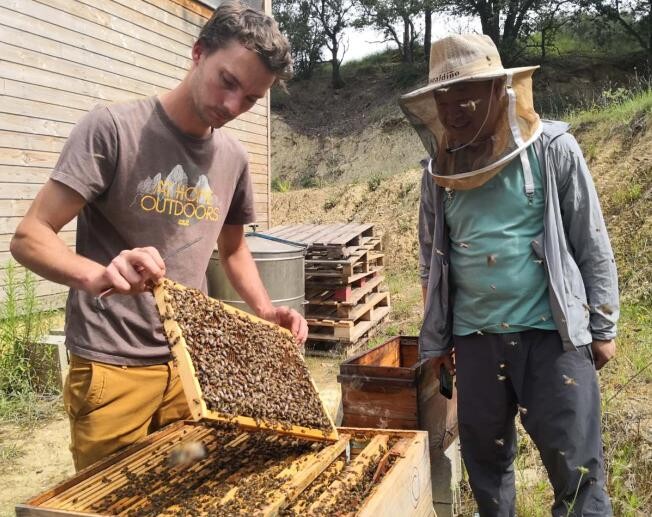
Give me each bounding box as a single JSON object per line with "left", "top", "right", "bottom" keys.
{"left": 217, "top": 224, "right": 308, "bottom": 343}
{"left": 11, "top": 180, "right": 165, "bottom": 295}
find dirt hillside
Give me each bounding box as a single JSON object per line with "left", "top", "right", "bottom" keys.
{"left": 272, "top": 101, "right": 652, "bottom": 304}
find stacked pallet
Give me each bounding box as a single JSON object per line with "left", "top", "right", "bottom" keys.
{"left": 264, "top": 224, "right": 391, "bottom": 354}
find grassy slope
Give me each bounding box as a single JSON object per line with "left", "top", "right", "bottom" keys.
{"left": 271, "top": 83, "right": 652, "bottom": 514}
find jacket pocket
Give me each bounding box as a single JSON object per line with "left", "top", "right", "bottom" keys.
{"left": 531, "top": 232, "right": 545, "bottom": 261}
{"left": 562, "top": 253, "right": 590, "bottom": 328}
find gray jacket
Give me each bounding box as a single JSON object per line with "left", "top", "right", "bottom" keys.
{"left": 418, "top": 120, "right": 619, "bottom": 358}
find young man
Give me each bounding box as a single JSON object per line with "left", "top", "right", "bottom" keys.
{"left": 400, "top": 34, "right": 618, "bottom": 516}
{"left": 11, "top": 1, "right": 307, "bottom": 471}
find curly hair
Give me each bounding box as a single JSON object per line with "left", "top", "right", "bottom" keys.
{"left": 198, "top": 1, "right": 293, "bottom": 83}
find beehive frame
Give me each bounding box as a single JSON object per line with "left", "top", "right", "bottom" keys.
{"left": 153, "top": 279, "right": 339, "bottom": 442}
{"left": 17, "top": 422, "right": 434, "bottom": 517}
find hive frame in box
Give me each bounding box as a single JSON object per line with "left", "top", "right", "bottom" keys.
{"left": 153, "top": 279, "right": 339, "bottom": 442}
{"left": 17, "top": 421, "right": 435, "bottom": 517}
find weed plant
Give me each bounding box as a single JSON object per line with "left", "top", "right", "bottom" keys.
{"left": 0, "top": 261, "right": 61, "bottom": 425}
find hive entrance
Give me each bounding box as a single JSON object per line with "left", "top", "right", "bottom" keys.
{"left": 153, "top": 279, "right": 338, "bottom": 441}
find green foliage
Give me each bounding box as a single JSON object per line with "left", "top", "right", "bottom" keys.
{"left": 582, "top": 0, "right": 652, "bottom": 54}
{"left": 612, "top": 184, "right": 643, "bottom": 205}
{"left": 354, "top": 0, "right": 423, "bottom": 63}
{"left": 273, "top": 0, "right": 324, "bottom": 79}
{"left": 367, "top": 175, "right": 382, "bottom": 191}
{"left": 0, "top": 442, "right": 23, "bottom": 464}
{"left": 0, "top": 262, "right": 58, "bottom": 398}
{"left": 323, "top": 197, "right": 338, "bottom": 210}
{"left": 271, "top": 177, "right": 291, "bottom": 192}
{"left": 391, "top": 61, "right": 425, "bottom": 89}
{"left": 300, "top": 174, "right": 320, "bottom": 189}
{"left": 542, "top": 78, "right": 652, "bottom": 122}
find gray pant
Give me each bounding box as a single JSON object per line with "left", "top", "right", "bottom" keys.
{"left": 455, "top": 330, "right": 612, "bottom": 517}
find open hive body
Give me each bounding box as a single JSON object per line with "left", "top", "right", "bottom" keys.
{"left": 152, "top": 279, "right": 338, "bottom": 442}
{"left": 339, "top": 336, "right": 458, "bottom": 451}
{"left": 17, "top": 421, "right": 434, "bottom": 516}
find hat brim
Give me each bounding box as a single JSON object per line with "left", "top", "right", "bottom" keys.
{"left": 400, "top": 65, "right": 539, "bottom": 102}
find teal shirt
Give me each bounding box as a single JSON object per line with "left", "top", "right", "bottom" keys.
{"left": 444, "top": 146, "right": 557, "bottom": 336}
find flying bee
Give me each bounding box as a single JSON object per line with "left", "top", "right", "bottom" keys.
{"left": 459, "top": 98, "right": 482, "bottom": 112}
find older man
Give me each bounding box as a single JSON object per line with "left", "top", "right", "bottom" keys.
{"left": 11, "top": 1, "right": 307, "bottom": 471}
{"left": 400, "top": 34, "right": 618, "bottom": 516}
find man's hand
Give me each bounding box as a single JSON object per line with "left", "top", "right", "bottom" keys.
{"left": 591, "top": 339, "right": 616, "bottom": 370}
{"left": 429, "top": 349, "right": 456, "bottom": 379}
{"left": 261, "top": 306, "right": 308, "bottom": 345}
{"left": 87, "top": 247, "right": 166, "bottom": 295}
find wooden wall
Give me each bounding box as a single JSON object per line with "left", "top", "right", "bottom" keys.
{"left": 0, "top": 0, "right": 272, "bottom": 306}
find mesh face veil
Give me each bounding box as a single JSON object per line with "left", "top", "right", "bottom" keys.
{"left": 399, "top": 34, "right": 541, "bottom": 191}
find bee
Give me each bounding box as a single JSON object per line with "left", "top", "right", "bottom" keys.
{"left": 459, "top": 99, "right": 482, "bottom": 112}
{"left": 562, "top": 374, "right": 577, "bottom": 386}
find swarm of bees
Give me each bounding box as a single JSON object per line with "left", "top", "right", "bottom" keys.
{"left": 157, "top": 280, "right": 334, "bottom": 434}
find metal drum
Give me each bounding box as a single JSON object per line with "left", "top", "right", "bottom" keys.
{"left": 207, "top": 233, "right": 306, "bottom": 315}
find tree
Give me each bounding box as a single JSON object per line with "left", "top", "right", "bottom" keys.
{"left": 355, "top": 0, "right": 424, "bottom": 62}
{"left": 273, "top": 0, "right": 325, "bottom": 79}
{"left": 310, "top": 0, "right": 355, "bottom": 88}
{"left": 445, "top": 0, "right": 548, "bottom": 64}
{"left": 581, "top": 0, "right": 652, "bottom": 56}
{"left": 424, "top": 1, "right": 433, "bottom": 64}
{"left": 532, "top": 1, "right": 574, "bottom": 62}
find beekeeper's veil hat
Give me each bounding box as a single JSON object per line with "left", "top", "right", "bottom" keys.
{"left": 400, "top": 34, "right": 541, "bottom": 191}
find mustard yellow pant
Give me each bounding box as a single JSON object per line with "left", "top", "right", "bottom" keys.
{"left": 63, "top": 354, "right": 190, "bottom": 471}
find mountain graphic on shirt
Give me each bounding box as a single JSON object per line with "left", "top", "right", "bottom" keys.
{"left": 133, "top": 164, "right": 219, "bottom": 225}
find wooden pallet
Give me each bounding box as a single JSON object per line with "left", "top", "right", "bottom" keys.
{"left": 306, "top": 266, "right": 384, "bottom": 289}
{"left": 17, "top": 422, "right": 434, "bottom": 517}
{"left": 265, "top": 223, "right": 376, "bottom": 247}
{"left": 307, "top": 305, "right": 391, "bottom": 343}
{"left": 152, "top": 280, "right": 338, "bottom": 443}
{"left": 306, "top": 251, "right": 385, "bottom": 279}
{"left": 265, "top": 224, "right": 381, "bottom": 259}
{"left": 307, "top": 290, "right": 390, "bottom": 321}
{"left": 305, "top": 319, "right": 389, "bottom": 358}
{"left": 306, "top": 274, "right": 386, "bottom": 307}
{"left": 305, "top": 237, "right": 383, "bottom": 261}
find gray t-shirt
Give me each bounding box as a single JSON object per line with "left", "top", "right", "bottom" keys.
{"left": 51, "top": 97, "right": 255, "bottom": 365}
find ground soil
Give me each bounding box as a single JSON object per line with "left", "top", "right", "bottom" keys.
{"left": 0, "top": 416, "right": 74, "bottom": 516}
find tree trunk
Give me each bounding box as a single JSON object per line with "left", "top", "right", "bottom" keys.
{"left": 402, "top": 16, "right": 414, "bottom": 62}
{"left": 479, "top": 4, "right": 500, "bottom": 45}
{"left": 330, "top": 37, "right": 344, "bottom": 89}
{"left": 424, "top": 7, "right": 432, "bottom": 65}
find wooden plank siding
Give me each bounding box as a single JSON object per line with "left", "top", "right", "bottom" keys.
{"left": 0, "top": 0, "right": 272, "bottom": 306}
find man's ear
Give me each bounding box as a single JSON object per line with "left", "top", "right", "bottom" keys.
{"left": 191, "top": 40, "right": 204, "bottom": 65}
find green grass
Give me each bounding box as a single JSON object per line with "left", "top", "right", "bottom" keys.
{"left": 0, "top": 392, "right": 62, "bottom": 429}
{"left": 0, "top": 261, "right": 64, "bottom": 427}
{"left": 367, "top": 267, "right": 652, "bottom": 516}
{"left": 0, "top": 442, "right": 24, "bottom": 464}
{"left": 568, "top": 88, "right": 652, "bottom": 127}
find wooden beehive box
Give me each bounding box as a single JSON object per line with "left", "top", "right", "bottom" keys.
{"left": 16, "top": 421, "right": 434, "bottom": 517}
{"left": 338, "top": 336, "right": 456, "bottom": 447}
